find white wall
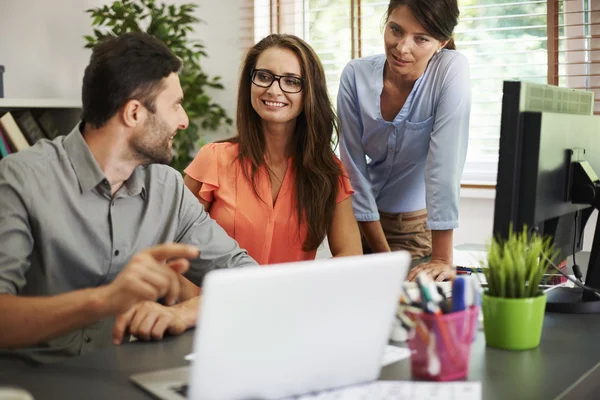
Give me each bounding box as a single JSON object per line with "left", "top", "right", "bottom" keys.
{"left": 455, "top": 194, "right": 495, "bottom": 246}
{"left": 0, "top": 0, "right": 243, "bottom": 137}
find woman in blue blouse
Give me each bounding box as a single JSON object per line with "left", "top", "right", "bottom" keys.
{"left": 338, "top": 0, "right": 470, "bottom": 281}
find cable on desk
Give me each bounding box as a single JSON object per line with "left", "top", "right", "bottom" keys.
{"left": 572, "top": 211, "right": 584, "bottom": 283}
{"left": 543, "top": 254, "right": 600, "bottom": 299}
{"left": 528, "top": 224, "right": 595, "bottom": 296}
{"left": 543, "top": 283, "right": 569, "bottom": 294}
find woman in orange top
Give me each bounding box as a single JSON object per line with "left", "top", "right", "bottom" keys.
{"left": 184, "top": 34, "right": 362, "bottom": 264}
{"left": 109, "top": 35, "right": 363, "bottom": 341}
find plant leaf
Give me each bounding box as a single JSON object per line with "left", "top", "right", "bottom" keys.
{"left": 485, "top": 224, "right": 557, "bottom": 298}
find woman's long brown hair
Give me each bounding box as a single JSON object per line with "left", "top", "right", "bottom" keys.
{"left": 230, "top": 34, "right": 342, "bottom": 251}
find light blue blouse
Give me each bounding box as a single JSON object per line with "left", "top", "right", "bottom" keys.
{"left": 337, "top": 50, "right": 471, "bottom": 230}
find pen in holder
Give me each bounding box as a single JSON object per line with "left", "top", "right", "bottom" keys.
{"left": 406, "top": 306, "right": 479, "bottom": 381}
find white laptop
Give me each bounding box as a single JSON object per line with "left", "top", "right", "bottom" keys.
{"left": 130, "top": 251, "right": 410, "bottom": 400}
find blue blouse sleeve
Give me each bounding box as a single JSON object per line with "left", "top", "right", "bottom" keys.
{"left": 338, "top": 63, "right": 380, "bottom": 222}
{"left": 425, "top": 53, "right": 471, "bottom": 230}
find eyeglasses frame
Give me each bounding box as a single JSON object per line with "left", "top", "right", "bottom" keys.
{"left": 250, "top": 68, "right": 305, "bottom": 94}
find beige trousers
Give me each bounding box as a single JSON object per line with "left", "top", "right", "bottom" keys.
{"left": 362, "top": 209, "right": 432, "bottom": 267}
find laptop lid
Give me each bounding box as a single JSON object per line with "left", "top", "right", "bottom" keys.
{"left": 189, "top": 251, "right": 410, "bottom": 400}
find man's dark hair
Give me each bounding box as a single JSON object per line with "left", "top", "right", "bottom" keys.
{"left": 81, "top": 32, "right": 182, "bottom": 128}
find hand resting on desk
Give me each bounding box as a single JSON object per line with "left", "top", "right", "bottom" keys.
{"left": 407, "top": 259, "right": 455, "bottom": 282}
{"left": 113, "top": 301, "right": 186, "bottom": 343}
{"left": 112, "top": 297, "right": 201, "bottom": 345}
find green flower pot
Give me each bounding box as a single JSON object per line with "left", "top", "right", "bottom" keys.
{"left": 482, "top": 293, "right": 546, "bottom": 350}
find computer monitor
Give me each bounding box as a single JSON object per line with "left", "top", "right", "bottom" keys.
{"left": 493, "top": 80, "right": 600, "bottom": 314}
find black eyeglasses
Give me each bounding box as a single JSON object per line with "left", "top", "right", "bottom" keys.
{"left": 250, "top": 69, "right": 304, "bottom": 93}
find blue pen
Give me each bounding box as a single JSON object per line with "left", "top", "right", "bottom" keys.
{"left": 451, "top": 276, "right": 473, "bottom": 313}
{"left": 456, "top": 266, "right": 484, "bottom": 274}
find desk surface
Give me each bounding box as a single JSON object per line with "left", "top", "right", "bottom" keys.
{"left": 1, "top": 313, "right": 599, "bottom": 400}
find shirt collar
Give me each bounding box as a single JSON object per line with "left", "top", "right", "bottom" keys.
{"left": 63, "top": 125, "right": 106, "bottom": 194}
{"left": 125, "top": 166, "right": 147, "bottom": 199}
{"left": 63, "top": 124, "right": 147, "bottom": 199}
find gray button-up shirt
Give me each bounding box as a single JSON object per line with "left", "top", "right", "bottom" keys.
{"left": 0, "top": 127, "right": 257, "bottom": 363}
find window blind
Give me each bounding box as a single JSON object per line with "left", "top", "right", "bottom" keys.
{"left": 552, "top": 0, "right": 600, "bottom": 113}
{"left": 454, "top": 1, "right": 549, "bottom": 184}
{"left": 249, "top": 0, "right": 600, "bottom": 186}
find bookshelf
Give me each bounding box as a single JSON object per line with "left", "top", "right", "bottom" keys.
{"left": 0, "top": 98, "right": 81, "bottom": 136}
{"left": 0, "top": 99, "right": 81, "bottom": 157}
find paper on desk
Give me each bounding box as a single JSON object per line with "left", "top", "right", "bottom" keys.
{"left": 185, "top": 345, "right": 410, "bottom": 366}
{"left": 453, "top": 248, "right": 487, "bottom": 269}
{"left": 380, "top": 345, "right": 411, "bottom": 366}
{"left": 285, "top": 381, "right": 481, "bottom": 400}
{"left": 453, "top": 248, "right": 488, "bottom": 286}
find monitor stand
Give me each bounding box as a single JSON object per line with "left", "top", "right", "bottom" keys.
{"left": 546, "top": 207, "right": 600, "bottom": 313}
{"left": 545, "top": 286, "right": 600, "bottom": 313}
{"left": 548, "top": 161, "right": 600, "bottom": 313}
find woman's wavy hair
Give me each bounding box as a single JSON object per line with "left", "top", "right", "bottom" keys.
{"left": 229, "top": 33, "right": 342, "bottom": 251}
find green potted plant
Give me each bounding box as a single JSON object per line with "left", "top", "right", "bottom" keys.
{"left": 84, "top": 0, "right": 233, "bottom": 173}
{"left": 481, "top": 226, "right": 556, "bottom": 350}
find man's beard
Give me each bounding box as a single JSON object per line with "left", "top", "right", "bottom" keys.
{"left": 131, "top": 113, "right": 175, "bottom": 165}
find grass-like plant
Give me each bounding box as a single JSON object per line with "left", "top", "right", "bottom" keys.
{"left": 483, "top": 226, "right": 558, "bottom": 298}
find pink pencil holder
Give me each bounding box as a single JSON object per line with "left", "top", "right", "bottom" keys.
{"left": 406, "top": 306, "right": 479, "bottom": 381}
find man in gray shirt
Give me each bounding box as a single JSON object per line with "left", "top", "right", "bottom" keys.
{"left": 0, "top": 32, "right": 257, "bottom": 364}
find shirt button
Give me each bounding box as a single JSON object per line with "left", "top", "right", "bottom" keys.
{"left": 114, "top": 250, "right": 120, "bottom": 256}
{"left": 84, "top": 336, "right": 92, "bottom": 343}
{"left": 111, "top": 201, "right": 115, "bottom": 207}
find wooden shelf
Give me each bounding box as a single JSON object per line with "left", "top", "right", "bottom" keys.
{"left": 0, "top": 98, "right": 81, "bottom": 109}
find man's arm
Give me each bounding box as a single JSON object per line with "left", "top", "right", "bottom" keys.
{"left": 0, "top": 290, "right": 107, "bottom": 348}
{"left": 112, "top": 271, "right": 202, "bottom": 344}
{"left": 111, "top": 175, "right": 260, "bottom": 344}
{"left": 112, "top": 296, "right": 201, "bottom": 344}
{"left": 175, "top": 177, "right": 258, "bottom": 286}
{"left": 183, "top": 175, "right": 212, "bottom": 213}
{"left": 0, "top": 242, "right": 199, "bottom": 349}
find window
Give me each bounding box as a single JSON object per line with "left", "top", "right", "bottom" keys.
{"left": 251, "top": 0, "right": 600, "bottom": 186}
{"left": 554, "top": 0, "right": 600, "bottom": 108}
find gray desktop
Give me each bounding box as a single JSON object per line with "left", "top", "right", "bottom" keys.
{"left": 1, "top": 309, "right": 599, "bottom": 399}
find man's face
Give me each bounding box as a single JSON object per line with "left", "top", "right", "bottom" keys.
{"left": 130, "top": 73, "right": 189, "bottom": 165}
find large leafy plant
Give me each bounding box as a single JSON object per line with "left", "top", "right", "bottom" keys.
{"left": 84, "top": 0, "right": 232, "bottom": 173}
{"left": 483, "top": 226, "right": 557, "bottom": 298}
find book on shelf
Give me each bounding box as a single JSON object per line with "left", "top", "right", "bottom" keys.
{"left": 13, "top": 110, "right": 47, "bottom": 144}
{"left": 0, "top": 126, "right": 11, "bottom": 158}
{"left": 0, "top": 112, "right": 30, "bottom": 151}
{"left": 37, "top": 110, "right": 63, "bottom": 139}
